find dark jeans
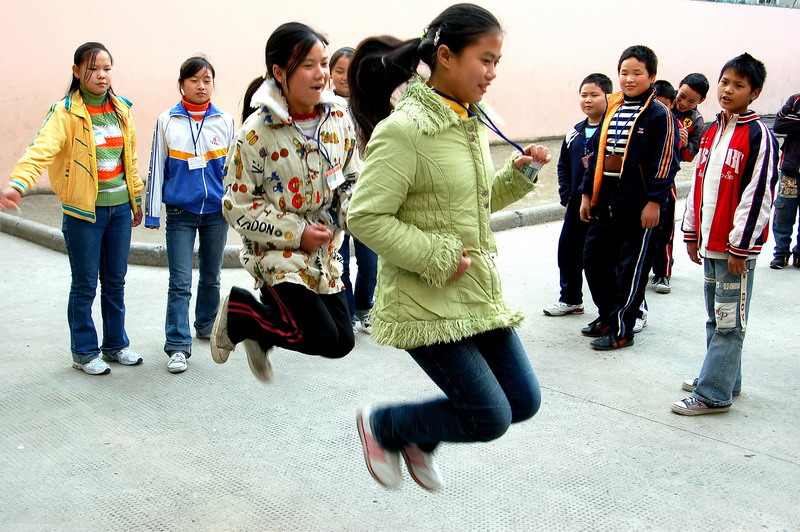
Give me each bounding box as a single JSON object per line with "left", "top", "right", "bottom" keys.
{"left": 372, "top": 328, "right": 541, "bottom": 452}
{"left": 583, "top": 211, "right": 660, "bottom": 338}
{"left": 772, "top": 173, "right": 800, "bottom": 259}
{"left": 341, "top": 233, "right": 378, "bottom": 320}
{"left": 62, "top": 204, "right": 132, "bottom": 363}
{"left": 557, "top": 207, "right": 590, "bottom": 305}
{"left": 226, "top": 283, "right": 354, "bottom": 358}
{"left": 652, "top": 186, "right": 676, "bottom": 278}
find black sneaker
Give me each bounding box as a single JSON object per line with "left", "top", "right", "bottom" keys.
{"left": 770, "top": 256, "right": 789, "bottom": 269}
{"left": 794, "top": 255, "right": 800, "bottom": 268}
{"left": 581, "top": 318, "right": 608, "bottom": 337}
{"left": 590, "top": 331, "right": 634, "bottom": 351}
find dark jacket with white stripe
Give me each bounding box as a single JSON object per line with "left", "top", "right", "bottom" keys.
{"left": 557, "top": 118, "right": 593, "bottom": 209}
{"left": 580, "top": 89, "right": 680, "bottom": 218}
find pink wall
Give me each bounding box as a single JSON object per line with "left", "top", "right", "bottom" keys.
{"left": 2, "top": 0, "right": 799, "bottom": 189}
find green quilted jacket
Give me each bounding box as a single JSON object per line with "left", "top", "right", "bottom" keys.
{"left": 347, "top": 77, "right": 536, "bottom": 349}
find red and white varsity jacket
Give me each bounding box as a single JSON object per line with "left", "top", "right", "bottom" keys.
{"left": 682, "top": 111, "right": 779, "bottom": 259}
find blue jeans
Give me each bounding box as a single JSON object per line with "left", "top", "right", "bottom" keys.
{"left": 165, "top": 207, "right": 227, "bottom": 355}
{"left": 341, "top": 233, "right": 377, "bottom": 321}
{"left": 372, "top": 328, "right": 541, "bottom": 452}
{"left": 772, "top": 173, "right": 800, "bottom": 259}
{"left": 693, "top": 258, "right": 755, "bottom": 407}
{"left": 62, "top": 204, "right": 132, "bottom": 364}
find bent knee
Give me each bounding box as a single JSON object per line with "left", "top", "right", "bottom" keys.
{"left": 463, "top": 405, "right": 513, "bottom": 443}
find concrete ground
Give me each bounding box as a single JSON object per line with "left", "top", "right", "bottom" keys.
{"left": 1, "top": 197, "right": 798, "bottom": 531}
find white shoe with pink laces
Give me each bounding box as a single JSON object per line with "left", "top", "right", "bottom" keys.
{"left": 356, "top": 405, "right": 402, "bottom": 489}
{"left": 402, "top": 444, "right": 443, "bottom": 491}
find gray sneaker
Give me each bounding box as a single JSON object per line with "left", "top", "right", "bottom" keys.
{"left": 72, "top": 357, "right": 111, "bottom": 375}
{"left": 102, "top": 347, "right": 143, "bottom": 366}
{"left": 167, "top": 351, "right": 189, "bottom": 374}
{"left": 360, "top": 313, "right": 373, "bottom": 334}
{"left": 654, "top": 276, "right": 671, "bottom": 294}
{"left": 243, "top": 339, "right": 274, "bottom": 382}
{"left": 211, "top": 294, "right": 236, "bottom": 364}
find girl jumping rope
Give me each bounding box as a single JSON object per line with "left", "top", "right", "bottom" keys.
{"left": 210, "top": 23, "right": 360, "bottom": 381}
{"left": 0, "top": 42, "right": 144, "bottom": 375}
{"left": 347, "top": 3, "right": 549, "bottom": 490}
{"left": 145, "top": 56, "right": 236, "bottom": 374}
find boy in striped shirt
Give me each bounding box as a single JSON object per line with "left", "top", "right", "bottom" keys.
{"left": 579, "top": 45, "right": 680, "bottom": 350}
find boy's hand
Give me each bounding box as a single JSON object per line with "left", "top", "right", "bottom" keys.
{"left": 641, "top": 201, "right": 660, "bottom": 228}
{"left": 579, "top": 194, "right": 592, "bottom": 223}
{"left": 449, "top": 248, "right": 471, "bottom": 281}
{"left": 686, "top": 242, "right": 702, "bottom": 264}
{"left": 514, "top": 144, "right": 552, "bottom": 170}
{"left": 728, "top": 255, "right": 746, "bottom": 275}
{"left": 679, "top": 126, "right": 688, "bottom": 148}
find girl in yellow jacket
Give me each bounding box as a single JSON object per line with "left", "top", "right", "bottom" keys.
{"left": 0, "top": 42, "right": 145, "bottom": 376}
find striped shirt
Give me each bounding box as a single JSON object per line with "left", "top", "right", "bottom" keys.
{"left": 603, "top": 98, "right": 646, "bottom": 179}
{"left": 81, "top": 88, "right": 128, "bottom": 206}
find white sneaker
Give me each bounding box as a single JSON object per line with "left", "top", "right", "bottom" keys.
{"left": 402, "top": 445, "right": 443, "bottom": 491}
{"left": 633, "top": 312, "right": 648, "bottom": 334}
{"left": 543, "top": 301, "right": 585, "bottom": 316}
{"left": 357, "top": 405, "right": 402, "bottom": 489}
{"left": 360, "top": 313, "right": 373, "bottom": 334}
{"left": 167, "top": 351, "right": 188, "bottom": 374}
{"left": 102, "top": 347, "right": 143, "bottom": 366}
{"left": 211, "top": 294, "right": 236, "bottom": 364}
{"left": 72, "top": 357, "right": 111, "bottom": 375}
{"left": 243, "top": 339, "right": 274, "bottom": 382}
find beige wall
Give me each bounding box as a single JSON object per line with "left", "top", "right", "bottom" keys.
{"left": 2, "top": 0, "right": 799, "bottom": 189}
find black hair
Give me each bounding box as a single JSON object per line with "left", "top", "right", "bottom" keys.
{"left": 580, "top": 73, "right": 613, "bottom": 95}
{"left": 241, "top": 22, "right": 329, "bottom": 123}
{"left": 719, "top": 53, "right": 767, "bottom": 91}
{"left": 617, "top": 45, "right": 658, "bottom": 76}
{"left": 330, "top": 47, "right": 354, "bottom": 71}
{"left": 348, "top": 3, "right": 502, "bottom": 144}
{"left": 178, "top": 56, "right": 216, "bottom": 94}
{"left": 678, "top": 73, "right": 709, "bottom": 100}
{"left": 653, "top": 79, "right": 676, "bottom": 103}
{"left": 67, "top": 42, "right": 115, "bottom": 96}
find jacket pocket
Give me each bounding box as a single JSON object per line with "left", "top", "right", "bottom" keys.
{"left": 55, "top": 161, "right": 75, "bottom": 202}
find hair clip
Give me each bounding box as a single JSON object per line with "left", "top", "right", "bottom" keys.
{"left": 433, "top": 28, "right": 441, "bottom": 47}
{"left": 420, "top": 27, "right": 428, "bottom": 41}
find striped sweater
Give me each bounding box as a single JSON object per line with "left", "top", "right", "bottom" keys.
{"left": 580, "top": 88, "right": 680, "bottom": 216}
{"left": 80, "top": 88, "right": 128, "bottom": 206}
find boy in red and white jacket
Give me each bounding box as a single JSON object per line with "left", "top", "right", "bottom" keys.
{"left": 674, "top": 53, "right": 779, "bottom": 416}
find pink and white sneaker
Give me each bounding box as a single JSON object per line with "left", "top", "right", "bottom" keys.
{"left": 402, "top": 444, "right": 443, "bottom": 491}
{"left": 356, "top": 406, "right": 402, "bottom": 489}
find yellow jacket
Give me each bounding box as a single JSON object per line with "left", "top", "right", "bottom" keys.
{"left": 9, "top": 90, "right": 143, "bottom": 222}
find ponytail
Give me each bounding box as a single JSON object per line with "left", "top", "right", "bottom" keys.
{"left": 348, "top": 3, "right": 502, "bottom": 145}
{"left": 348, "top": 37, "right": 422, "bottom": 144}
{"left": 242, "top": 77, "right": 264, "bottom": 123}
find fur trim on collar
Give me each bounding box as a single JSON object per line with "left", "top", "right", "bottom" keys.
{"left": 249, "top": 78, "right": 347, "bottom": 124}
{"left": 395, "top": 76, "right": 501, "bottom": 136}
